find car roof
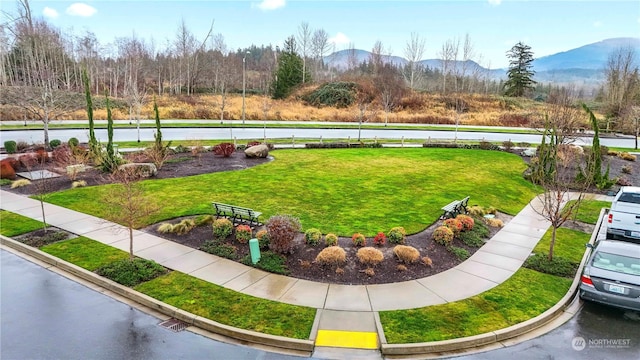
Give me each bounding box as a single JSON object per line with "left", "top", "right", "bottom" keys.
{"left": 619, "top": 186, "right": 640, "bottom": 193}
{"left": 596, "top": 240, "right": 640, "bottom": 257}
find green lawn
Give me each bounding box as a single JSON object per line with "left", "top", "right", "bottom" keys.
{"left": 570, "top": 199, "right": 610, "bottom": 225}
{"left": 134, "top": 271, "right": 315, "bottom": 339}
{"left": 532, "top": 227, "right": 592, "bottom": 264}
{"left": 45, "top": 148, "right": 538, "bottom": 236}
{"left": 40, "top": 237, "right": 130, "bottom": 271}
{"left": 0, "top": 210, "right": 44, "bottom": 236}
{"left": 379, "top": 268, "right": 573, "bottom": 343}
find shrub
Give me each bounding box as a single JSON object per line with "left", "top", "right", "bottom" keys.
{"left": 35, "top": 148, "right": 49, "bottom": 163}
{"left": 95, "top": 258, "right": 167, "bottom": 287}
{"left": 235, "top": 224, "right": 252, "bottom": 243}
{"left": 0, "top": 179, "right": 11, "bottom": 186}
{"left": 18, "top": 153, "right": 37, "bottom": 168}
{"left": 373, "top": 232, "right": 387, "bottom": 246}
{"left": 472, "top": 219, "right": 490, "bottom": 238}
{"left": 157, "top": 223, "right": 174, "bottom": 233}
{"left": 456, "top": 214, "right": 475, "bottom": 231}
{"left": 422, "top": 256, "right": 433, "bottom": 267}
{"left": 617, "top": 177, "right": 632, "bottom": 186}
{"left": 486, "top": 218, "right": 504, "bottom": 228}
{"left": 49, "top": 139, "right": 61, "bottom": 149}
{"left": 304, "top": 228, "right": 323, "bottom": 246}
{"left": 1, "top": 158, "right": 18, "bottom": 170}
{"left": 4, "top": 140, "right": 17, "bottom": 154}
{"left": 315, "top": 246, "right": 346, "bottom": 266}
{"left": 302, "top": 81, "right": 357, "bottom": 108}
{"left": 52, "top": 144, "right": 72, "bottom": 164}
{"left": 68, "top": 137, "right": 80, "bottom": 147}
{"left": 256, "top": 229, "right": 270, "bottom": 249}
{"left": 443, "top": 218, "right": 463, "bottom": 235}
{"left": 622, "top": 165, "right": 633, "bottom": 174}
{"left": 200, "top": 240, "right": 238, "bottom": 260}
{"left": 335, "top": 267, "right": 344, "bottom": 275}
{"left": 387, "top": 227, "right": 406, "bottom": 244}
{"left": 363, "top": 268, "right": 375, "bottom": 277}
{"left": 246, "top": 141, "right": 261, "bottom": 148}
{"left": 393, "top": 245, "right": 420, "bottom": 264}
{"left": 433, "top": 226, "right": 454, "bottom": 245}
{"left": 459, "top": 231, "right": 485, "bottom": 247}
{"left": 266, "top": 214, "right": 301, "bottom": 254}
{"left": 448, "top": 246, "right": 470, "bottom": 260}
{"left": 213, "top": 142, "right": 235, "bottom": 157}
{"left": 502, "top": 140, "right": 514, "bottom": 151}
{"left": 351, "top": 233, "right": 366, "bottom": 247}
{"left": 356, "top": 247, "right": 384, "bottom": 266}
{"left": 325, "top": 233, "right": 338, "bottom": 246}
{"left": 212, "top": 218, "right": 233, "bottom": 239}
{"left": 18, "top": 230, "right": 69, "bottom": 247}
{"left": 619, "top": 152, "right": 637, "bottom": 162}
{"left": 524, "top": 254, "right": 576, "bottom": 277}
{"left": 194, "top": 214, "right": 214, "bottom": 226}
{"left": 16, "top": 141, "right": 29, "bottom": 152}
{"left": 468, "top": 205, "right": 485, "bottom": 217}
{"left": 0, "top": 161, "right": 17, "bottom": 180}
{"left": 396, "top": 264, "right": 407, "bottom": 271}
{"left": 71, "top": 180, "right": 87, "bottom": 188}
{"left": 241, "top": 251, "right": 289, "bottom": 275}
{"left": 10, "top": 179, "right": 31, "bottom": 188}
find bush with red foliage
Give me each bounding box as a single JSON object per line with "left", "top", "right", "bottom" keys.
{"left": 246, "top": 141, "right": 261, "bottom": 148}
{"left": 1, "top": 158, "right": 19, "bottom": 170}
{"left": 0, "top": 160, "right": 16, "bottom": 180}
{"left": 213, "top": 143, "right": 236, "bottom": 157}
{"left": 52, "top": 144, "right": 73, "bottom": 165}
{"left": 18, "top": 153, "right": 38, "bottom": 169}
{"left": 373, "top": 232, "right": 387, "bottom": 246}
{"left": 266, "top": 214, "right": 301, "bottom": 254}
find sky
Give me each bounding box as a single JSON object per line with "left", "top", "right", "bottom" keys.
{"left": 2, "top": 0, "right": 639, "bottom": 68}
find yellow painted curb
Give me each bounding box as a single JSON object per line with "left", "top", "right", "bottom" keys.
{"left": 315, "top": 330, "right": 378, "bottom": 349}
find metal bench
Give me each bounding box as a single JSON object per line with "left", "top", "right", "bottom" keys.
{"left": 212, "top": 202, "right": 262, "bottom": 227}
{"left": 440, "top": 196, "right": 470, "bottom": 219}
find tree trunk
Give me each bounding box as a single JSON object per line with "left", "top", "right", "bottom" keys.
{"left": 548, "top": 226, "right": 557, "bottom": 261}
{"left": 129, "top": 227, "right": 134, "bottom": 261}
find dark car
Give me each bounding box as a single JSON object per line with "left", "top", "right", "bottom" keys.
{"left": 579, "top": 240, "right": 640, "bottom": 312}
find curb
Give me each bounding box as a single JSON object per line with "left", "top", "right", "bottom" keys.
{"left": 0, "top": 235, "right": 315, "bottom": 354}
{"left": 379, "top": 208, "right": 605, "bottom": 356}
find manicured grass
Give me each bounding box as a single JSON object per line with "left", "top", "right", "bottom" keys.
{"left": 40, "top": 237, "right": 130, "bottom": 271}
{"left": 532, "top": 227, "right": 592, "bottom": 264}
{"left": 134, "top": 271, "right": 315, "bottom": 339}
{"left": 45, "top": 148, "right": 538, "bottom": 236}
{"left": 570, "top": 199, "right": 610, "bottom": 225}
{"left": 0, "top": 210, "right": 44, "bottom": 237}
{"left": 379, "top": 268, "right": 573, "bottom": 343}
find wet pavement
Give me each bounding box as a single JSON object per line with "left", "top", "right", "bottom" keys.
{"left": 0, "top": 249, "right": 309, "bottom": 360}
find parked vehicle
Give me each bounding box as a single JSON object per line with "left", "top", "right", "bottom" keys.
{"left": 606, "top": 186, "right": 640, "bottom": 243}
{"left": 580, "top": 240, "right": 640, "bottom": 312}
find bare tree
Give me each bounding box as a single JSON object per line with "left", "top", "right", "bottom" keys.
{"left": 347, "top": 43, "right": 359, "bottom": 73}
{"left": 369, "top": 40, "right": 385, "bottom": 75}
{"left": 460, "top": 33, "right": 476, "bottom": 93}
{"left": 404, "top": 32, "right": 425, "bottom": 89}
{"left": 311, "top": 28, "right": 329, "bottom": 80}
{"left": 296, "top": 22, "right": 312, "bottom": 83}
{"left": 438, "top": 38, "right": 458, "bottom": 94}
{"left": 604, "top": 46, "right": 640, "bottom": 132}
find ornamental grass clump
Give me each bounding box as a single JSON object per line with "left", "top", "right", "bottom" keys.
{"left": 304, "top": 228, "right": 323, "bottom": 246}
{"left": 315, "top": 246, "right": 346, "bottom": 267}
{"left": 10, "top": 179, "right": 31, "bottom": 188}
{"left": 433, "top": 226, "right": 454, "bottom": 246}
{"left": 443, "top": 218, "right": 463, "bottom": 235}
{"left": 235, "top": 224, "right": 252, "bottom": 243}
{"left": 455, "top": 214, "right": 475, "bottom": 232}
{"left": 352, "top": 233, "right": 366, "bottom": 247}
{"left": 325, "top": 233, "right": 338, "bottom": 247}
{"left": 157, "top": 223, "right": 174, "bottom": 233}
{"left": 393, "top": 245, "right": 420, "bottom": 264}
{"left": 356, "top": 247, "right": 384, "bottom": 266}
{"left": 387, "top": 227, "right": 406, "bottom": 244}
{"left": 173, "top": 219, "right": 196, "bottom": 235}
{"left": 212, "top": 218, "right": 233, "bottom": 240}
{"left": 266, "top": 214, "right": 301, "bottom": 254}
{"left": 373, "top": 232, "right": 387, "bottom": 246}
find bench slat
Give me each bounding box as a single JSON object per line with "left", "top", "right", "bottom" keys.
{"left": 212, "top": 202, "right": 261, "bottom": 226}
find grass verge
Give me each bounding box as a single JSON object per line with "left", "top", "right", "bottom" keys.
{"left": 379, "top": 268, "right": 573, "bottom": 343}
{"left": 41, "top": 237, "right": 130, "bottom": 271}
{"left": 532, "top": 227, "right": 592, "bottom": 265}
{"left": 0, "top": 210, "right": 45, "bottom": 237}
{"left": 134, "top": 271, "right": 315, "bottom": 339}
{"left": 45, "top": 148, "right": 539, "bottom": 236}
{"left": 569, "top": 199, "right": 610, "bottom": 225}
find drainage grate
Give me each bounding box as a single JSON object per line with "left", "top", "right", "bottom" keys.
{"left": 158, "top": 318, "right": 189, "bottom": 332}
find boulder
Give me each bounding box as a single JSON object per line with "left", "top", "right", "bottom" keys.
{"left": 245, "top": 144, "right": 269, "bottom": 158}
{"left": 521, "top": 148, "right": 537, "bottom": 157}
{"left": 117, "top": 163, "right": 157, "bottom": 178}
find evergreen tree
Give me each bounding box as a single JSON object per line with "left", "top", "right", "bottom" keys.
{"left": 272, "top": 36, "right": 310, "bottom": 99}
{"left": 82, "top": 69, "right": 99, "bottom": 157}
{"left": 504, "top": 42, "right": 536, "bottom": 97}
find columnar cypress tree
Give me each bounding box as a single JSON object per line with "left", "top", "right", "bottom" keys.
{"left": 504, "top": 42, "right": 536, "bottom": 97}
{"left": 82, "top": 69, "right": 98, "bottom": 154}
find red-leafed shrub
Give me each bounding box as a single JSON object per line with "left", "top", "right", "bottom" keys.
{"left": 0, "top": 160, "right": 17, "bottom": 180}
{"left": 373, "top": 232, "right": 387, "bottom": 246}
{"left": 443, "top": 218, "right": 463, "bottom": 235}
{"left": 18, "top": 153, "right": 37, "bottom": 169}
{"left": 213, "top": 143, "right": 236, "bottom": 157}
{"left": 1, "top": 158, "right": 19, "bottom": 170}
{"left": 35, "top": 147, "right": 49, "bottom": 162}
{"left": 351, "top": 233, "right": 366, "bottom": 247}
{"left": 456, "top": 214, "right": 475, "bottom": 232}
{"left": 246, "top": 141, "right": 261, "bottom": 148}
{"left": 266, "top": 214, "right": 301, "bottom": 254}
{"left": 52, "top": 144, "right": 73, "bottom": 165}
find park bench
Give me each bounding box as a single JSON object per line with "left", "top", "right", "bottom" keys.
{"left": 212, "top": 202, "right": 262, "bottom": 227}
{"left": 440, "top": 196, "right": 470, "bottom": 219}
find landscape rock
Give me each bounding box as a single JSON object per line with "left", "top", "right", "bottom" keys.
{"left": 521, "top": 148, "right": 537, "bottom": 157}
{"left": 245, "top": 144, "right": 269, "bottom": 158}
{"left": 117, "top": 163, "right": 157, "bottom": 178}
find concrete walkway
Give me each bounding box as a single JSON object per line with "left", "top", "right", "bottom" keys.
{"left": 0, "top": 189, "right": 613, "bottom": 351}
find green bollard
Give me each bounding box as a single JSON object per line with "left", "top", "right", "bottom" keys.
{"left": 249, "top": 238, "right": 261, "bottom": 264}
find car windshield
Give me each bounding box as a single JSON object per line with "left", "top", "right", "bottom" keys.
{"left": 618, "top": 192, "right": 640, "bottom": 204}
{"left": 592, "top": 251, "right": 640, "bottom": 275}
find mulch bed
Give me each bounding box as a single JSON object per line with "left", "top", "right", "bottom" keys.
{"left": 3, "top": 147, "right": 639, "bottom": 285}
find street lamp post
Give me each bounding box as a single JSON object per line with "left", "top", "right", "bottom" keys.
{"left": 242, "top": 51, "right": 250, "bottom": 124}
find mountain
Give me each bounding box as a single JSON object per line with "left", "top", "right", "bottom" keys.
{"left": 323, "top": 37, "right": 640, "bottom": 85}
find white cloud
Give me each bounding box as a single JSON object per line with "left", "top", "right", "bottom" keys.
{"left": 593, "top": 20, "right": 603, "bottom": 27}
{"left": 256, "top": 0, "right": 286, "bottom": 11}
{"left": 43, "top": 7, "right": 59, "bottom": 19}
{"left": 488, "top": 0, "right": 502, "bottom": 6}
{"left": 66, "top": 3, "right": 97, "bottom": 17}
{"left": 329, "top": 32, "right": 350, "bottom": 46}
